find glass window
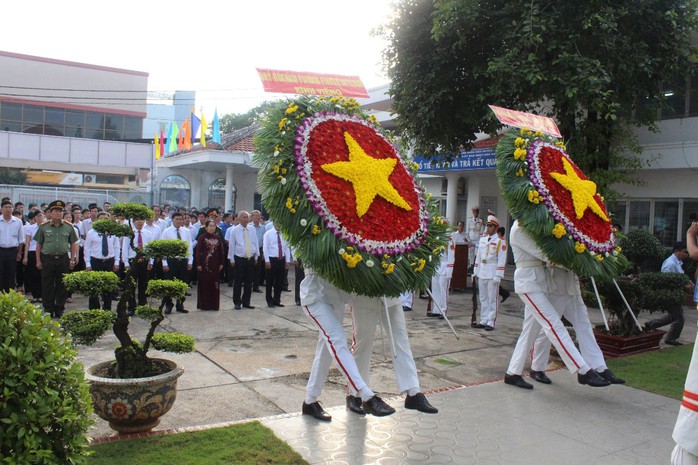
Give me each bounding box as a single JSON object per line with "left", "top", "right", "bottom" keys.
{"left": 1, "top": 121, "right": 20, "bottom": 132}
{"left": 65, "top": 110, "right": 85, "bottom": 127}
{"left": 682, "top": 201, "right": 698, "bottom": 235}
{"left": 1, "top": 102, "right": 22, "bottom": 121}
{"left": 86, "top": 113, "right": 104, "bottom": 139}
{"left": 22, "top": 105, "right": 43, "bottom": 125}
{"left": 654, "top": 201, "right": 679, "bottom": 247}
{"left": 103, "top": 115, "right": 123, "bottom": 140}
{"left": 609, "top": 200, "right": 627, "bottom": 232}
{"left": 44, "top": 108, "right": 65, "bottom": 125}
{"left": 123, "top": 116, "right": 142, "bottom": 139}
{"left": 65, "top": 126, "right": 84, "bottom": 138}
{"left": 628, "top": 200, "right": 650, "bottom": 232}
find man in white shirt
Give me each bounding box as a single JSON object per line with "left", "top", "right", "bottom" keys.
{"left": 0, "top": 199, "right": 24, "bottom": 292}
{"left": 151, "top": 205, "right": 168, "bottom": 232}
{"left": 22, "top": 210, "right": 44, "bottom": 302}
{"left": 227, "top": 211, "right": 259, "bottom": 310}
{"left": 84, "top": 212, "right": 121, "bottom": 310}
{"left": 160, "top": 212, "right": 193, "bottom": 314}
{"left": 262, "top": 223, "right": 291, "bottom": 307}
{"left": 123, "top": 218, "right": 155, "bottom": 315}
{"left": 466, "top": 206, "right": 484, "bottom": 268}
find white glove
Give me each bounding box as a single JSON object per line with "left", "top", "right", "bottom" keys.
{"left": 493, "top": 276, "right": 501, "bottom": 284}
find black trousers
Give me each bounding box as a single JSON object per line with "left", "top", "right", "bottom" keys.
{"left": 646, "top": 305, "right": 685, "bottom": 342}
{"left": 294, "top": 259, "right": 305, "bottom": 305}
{"left": 89, "top": 258, "right": 115, "bottom": 310}
{"left": 254, "top": 248, "right": 265, "bottom": 290}
{"left": 0, "top": 246, "right": 18, "bottom": 293}
{"left": 164, "top": 258, "right": 188, "bottom": 311}
{"left": 266, "top": 258, "right": 285, "bottom": 305}
{"left": 233, "top": 256, "right": 255, "bottom": 306}
{"left": 128, "top": 259, "right": 150, "bottom": 310}
{"left": 41, "top": 254, "right": 69, "bottom": 317}
{"left": 25, "top": 251, "right": 42, "bottom": 299}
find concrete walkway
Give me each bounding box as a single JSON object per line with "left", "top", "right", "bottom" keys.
{"left": 70, "top": 272, "right": 694, "bottom": 464}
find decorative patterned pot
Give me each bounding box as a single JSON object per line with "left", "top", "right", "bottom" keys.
{"left": 86, "top": 359, "right": 183, "bottom": 434}
{"left": 594, "top": 329, "right": 666, "bottom": 358}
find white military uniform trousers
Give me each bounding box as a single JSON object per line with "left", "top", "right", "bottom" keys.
{"left": 347, "top": 296, "right": 420, "bottom": 397}
{"left": 673, "top": 327, "right": 698, "bottom": 464}
{"left": 507, "top": 291, "right": 589, "bottom": 376}
{"left": 530, "top": 293, "right": 607, "bottom": 372}
{"left": 430, "top": 275, "right": 450, "bottom": 315}
{"left": 478, "top": 278, "right": 499, "bottom": 326}
{"left": 302, "top": 275, "right": 368, "bottom": 402}
{"left": 400, "top": 291, "right": 414, "bottom": 310}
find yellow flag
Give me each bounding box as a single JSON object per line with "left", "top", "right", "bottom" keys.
{"left": 200, "top": 113, "right": 208, "bottom": 147}
{"left": 154, "top": 133, "right": 161, "bottom": 159}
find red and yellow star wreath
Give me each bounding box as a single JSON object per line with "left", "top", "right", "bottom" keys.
{"left": 254, "top": 96, "right": 449, "bottom": 297}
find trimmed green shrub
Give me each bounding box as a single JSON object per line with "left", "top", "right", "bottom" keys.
{"left": 151, "top": 333, "right": 196, "bottom": 354}
{"left": 617, "top": 229, "right": 665, "bottom": 272}
{"left": 146, "top": 279, "right": 189, "bottom": 301}
{"left": 90, "top": 219, "right": 134, "bottom": 240}
{"left": 0, "top": 291, "right": 93, "bottom": 464}
{"left": 638, "top": 272, "right": 691, "bottom": 313}
{"left": 144, "top": 239, "right": 189, "bottom": 261}
{"left": 63, "top": 271, "right": 119, "bottom": 297}
{"left": 60, "top": 309, "right": 114, "bottom": 345}
{"left": 108, "top": 203, "right": 153, "bottom": 221}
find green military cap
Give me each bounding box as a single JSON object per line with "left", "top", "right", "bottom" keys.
{"left": 48, "top": 200, "right": 66, "bottom": 211}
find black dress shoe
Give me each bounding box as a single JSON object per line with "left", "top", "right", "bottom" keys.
{"left": 438, "top": 315, "right": 445, "bottom": 320}
{"left": 267, "top": 303, "right": 275, "bottom": 308}
{"left": 428, "top": 313, "right": 440, "bottom": 318}
{"left": 176, "top": 308, "right": 189, "bottom": 313}
{"left": 165, "top": 306, "right": 173, "bottom": 314}
{"left": 185, "top": 292, "right": 192, "bottom": 296}
{"left": 403, "top": 306, "right": 412, "bottom": 312}
{"left": 578, "top": 370, "right": 611, "bottom": 387}
{"left": 362, "top": 395, "right": 396, "bottom": 417}
{"left": 665, "top": 339, "right": 684, "bottom": 346}
{"left": 597, "top": 369, "right": 625, "bottom": 384}
{"left": 530, "top": 370, "right": 552, "bottom": 384}
{"left": 346, "top": 395, "right": 365, "bottom": 415}
{"left": 302, "top": 401, "right": 331, "bottom": 421}
{"left": 504, "top": 374, "right": 533, "bottom": 389}
{"left": 243, "top": 304, "right": 255, "bottom": 309}
{"left": 283, "top": 288, "right": 291, "bottom": 292}
{"left": 484, "top": 325, "right": 494, "bottom": 331}
{"left": 472, "top": 323, "right": 486, "bottom": 329}
{"left": 275, "top": 303, "right": 285, "bottom": 307}
{"left": 234, "top": 304, "right": 242, "bottom": 310}
{"left": 404, "top": 393, "right": 438, "bottom": 414}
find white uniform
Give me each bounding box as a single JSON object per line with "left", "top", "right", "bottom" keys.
{"left": 347, "top": 295, "right": 420, "bottom": 396}
{"left": 431, "top": 236, "right": 455, "bottom": 316}
{"left": 466, "top": 216, "right": 484, "bottom": 265}
{"left": 515, "top": 266, "right": 608, "bottom": 373}
{"left": 400, "top": 290, "right": 414, "bottom": 310}
{"left": 672, "top": 330, "right": 698, "bottom": 464}
{"left": 506, "top": 221, "right": 592, "bottom": 376}
{"left": 301, "top": 271, "right": 373, "bottom": 404}
{"left": 473, "top": 233, "right": 506, "bottom": 327}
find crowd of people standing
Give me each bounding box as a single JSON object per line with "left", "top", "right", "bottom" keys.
{"left": 0, "top": 197, "right": 299, "bottom": 316}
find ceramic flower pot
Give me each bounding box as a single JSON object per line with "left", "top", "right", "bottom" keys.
{"left": 593, "top": 329, "right": 666, "bottom": 358}
{"left": 86, "top": 359, "right": 183, "bottom": 434}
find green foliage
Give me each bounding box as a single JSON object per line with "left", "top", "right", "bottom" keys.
{"left": 151, "top": 333, "right": 196, "bottom": 354}
{"left": 0, "top": 291, "right": 93, "bottom": 464}
{"left": 637, "top": 272, "right": 691, "bottom": 313}
{"left": 60, "top": 309, "right": 114, "bottom": 346}
{"left": 144, "top": 239, "right": 189, "bottom": 261}
{"left": 63, "top": 271, "right": 119, "bottom": 297}
{"left": 384, "top": 0, "right": 698, "bottom": 195}
{"left": 219, "top": 101, "right": 279, "bottom": 134}
{"left": 109, "top": 203, "right": 153, "bottom": 221}
{"left": 617, "top": 229, "right": 666, "bottom": 271}
{"left": 0, "top": 168, "right": 27, "bottom": 185}
{"left": 146, "top": 279, "right": 189, "bottom": 301}
{"left": 135, "top": 305, "right": 161, "bottom": 322}
{"left": 90, "top": 219, "right": 134, "bottom": 239}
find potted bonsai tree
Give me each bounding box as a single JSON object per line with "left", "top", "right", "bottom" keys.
{"left": 590, "top": 228, "right": 690, "bottom": 356}
{"left": 60, "top": 203, "right": 195, "bottom": 433}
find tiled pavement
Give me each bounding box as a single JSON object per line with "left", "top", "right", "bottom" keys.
{"left": 68, "top": 271, "right": 694, "bottom": 464}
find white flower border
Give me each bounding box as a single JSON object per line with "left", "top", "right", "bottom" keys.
{"left": 527, "top": 141, "right": 615, "bottom": 253}
{"left": 294, "top": 113, "right": 429, "bottom": 255}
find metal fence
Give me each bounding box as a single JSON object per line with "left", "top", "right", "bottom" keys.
{"left": 0, "top": 184, "right": 153, "bottom": 208}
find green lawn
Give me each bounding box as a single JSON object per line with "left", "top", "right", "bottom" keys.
{"left": 606, "top": 343, "right": 694, "bottom": 400}
{"left": 88, "top": 421, "right": 307, "bottom": 465}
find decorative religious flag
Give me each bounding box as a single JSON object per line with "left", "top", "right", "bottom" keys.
{"left": 256, "top": 68, "right": 369, "bottom": 98}
{"left": 181, "top": 118, "right": 192, "bottom": 150}
{"left": 191, "top": 113, "right": 200, "bottom": 144}
{"left": 160, "top": 128, "right": 165, "bottom": 156}
{"left": 212, "top": 109, "right": 221, "bottom": 144}
{"left": 200, "top": 113, "right": 208, "bottom": 147}
{"left": 169, "top": 122, "right": 180, "bottom": 153}
{"left": 154, "top": 133, "right": 161, "bottom": 159}
{"left": 488, "top": 105, "right": 561, "bottom": 138}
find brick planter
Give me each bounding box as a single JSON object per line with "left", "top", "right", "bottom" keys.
{"left": 593, "top": 329, "right": 667, "bottom": 358}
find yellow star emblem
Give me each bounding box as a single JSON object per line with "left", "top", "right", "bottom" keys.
{"left": 550, "top": 157, "right": 609, "bottom": 221}
{"left": 321, "top": 131, "right": 412, "bottom": 217}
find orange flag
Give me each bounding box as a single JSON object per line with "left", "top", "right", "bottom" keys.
{"left": 181, "top": 118, "right": 192, "bottom": 150}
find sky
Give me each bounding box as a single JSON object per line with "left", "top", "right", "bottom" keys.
{"left": 1, "top": 0, "right": 395, "bottom": 117}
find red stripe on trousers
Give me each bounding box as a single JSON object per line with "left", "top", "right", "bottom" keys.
{"left": 523, "top": 293, "right": 581, "bottom": 369}
{"left": 304, "top": 305, "right": 359, "bottom": 391}
{"left": 682, "top": 400, "right": 698, "bottom": 413}
{"left": 684, "top": 390, "right": 698, "bottom": 402}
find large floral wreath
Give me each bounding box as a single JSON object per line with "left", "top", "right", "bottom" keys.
{"left": 495, "top": 127, "right": 628, "bottom": 280}
{"left": 254, "top": 96, "right": 449, "bottom": 297}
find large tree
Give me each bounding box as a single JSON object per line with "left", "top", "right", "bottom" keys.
{"left": 383, "top": 0, "right": 698, "bottom": 193}
{"left": 219, "top": 100, "right": 279, "bottom": 134}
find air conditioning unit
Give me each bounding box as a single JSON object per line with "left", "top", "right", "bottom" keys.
{"left": 84, "top": 175, "right": 95, "bottom": 184}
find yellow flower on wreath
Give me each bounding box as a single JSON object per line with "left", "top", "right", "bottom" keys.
{"left": 342, "top": 252, "right": 363, "bottom": 268}
{"left": 574, "top": 241, "right": 586, "bottom": 253}
{"left": 595, "top": 254, "right": 604, "bottom": 262}
{"left": 285, "top": 104, "right": 299, "bottom": 115}
{"left": 514, "top": 148, "right": 527, "bottom": 160}
{"left": 514, "top": 137, "right": 527, "bottom": 148}
{"left": 312, "top": 225, "right": 321, "bottom": 235}
{"left": 384, "top": 263, "right": 395, "bottom": 275}
{"left": 527, "top": 190, "right": 543, "bottom": 204}
{"left": 552, "top": 223, "right": 566, "bottom": 239}
{"left": 412, "top": 258, "right": 426, "bottom": 272}
{"left": 278, "top": 118, "right": 288, "bottom": 131}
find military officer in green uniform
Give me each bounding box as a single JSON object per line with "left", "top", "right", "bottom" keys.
{"left": 34, "top": 200, "right": 78, "bottom": 317}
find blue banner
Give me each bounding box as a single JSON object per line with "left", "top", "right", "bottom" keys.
{"left": 413, "top": 148, "right": 496, "bottom": 173}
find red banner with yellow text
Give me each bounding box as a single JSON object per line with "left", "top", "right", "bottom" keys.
{"left": 256, "top": 68, "right": 369, "bottom": 98}
{"left": 488, "top": 105, "right": 561, "bottom": 138}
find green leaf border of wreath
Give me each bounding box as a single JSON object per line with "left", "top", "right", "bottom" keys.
{"left": 253, "top": 96, "right": 450, "bottom": 297}
{"left": 495, "top": 127, "right": 628, "bottom": 280}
